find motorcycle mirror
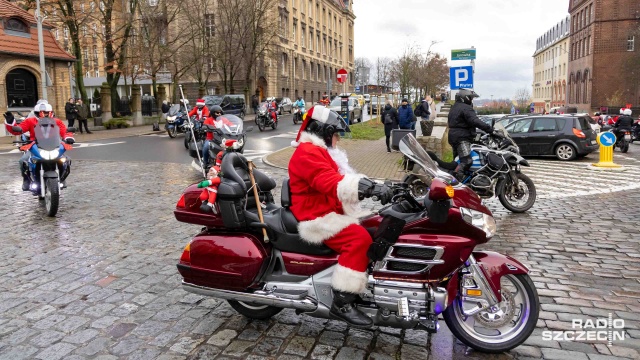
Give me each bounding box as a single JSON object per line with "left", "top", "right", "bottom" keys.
{"left": 11, "top": 126, "right": 23, "bottom": 133}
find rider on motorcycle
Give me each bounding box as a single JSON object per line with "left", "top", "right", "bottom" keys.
{"left": 202, "top": 105, "right": 234, "bottom": 169}
{"left": 188, "top": 98, "right": 210, "bottom": 121}
{"left": 319, "top": 94, "right": 330, "bottom": 106}
{"left": 614, "top": 108, "right": 634, "bottom": 141}
{"left": 288, "top": 105, "right": 394, "bottom": 328}
{"left": 4, "top": 102, "right": 75, "bottom": 190}
{"left": 447, "top": 89, "right": 495, "bottom": 181}
{"left": 294, "top": 96, "right": 306, "bottom": 113}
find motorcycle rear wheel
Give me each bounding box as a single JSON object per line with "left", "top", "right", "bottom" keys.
{"left": 622, "top": 141, "right": 629, "bottom": 153}
{"left": 44, "top": 178, "right": 59, "bottom": 217}
{"left": 443, "top": 274, "right": 539, "bottom": 353}
{"left": 497, "top": 173, "right": 536, "bottom": 213}
{"left": 293, "top": 114, "right": 299, "bottom": 125}
{"left": 227, "top": 300, "right": 282, "bottom": 320}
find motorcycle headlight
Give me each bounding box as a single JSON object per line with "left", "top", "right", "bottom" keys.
{"left": 39, "top": 149, "right": 60, "bottom": 160}
{"left": 167, "top": 116, "right": 176, "bottom": 122}
{"left": 460, "top": 207, "right": 496, "bottom": 239}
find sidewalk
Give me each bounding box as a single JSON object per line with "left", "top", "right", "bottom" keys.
{"left": 264, "top": 137, "right": 406, "bottom": 180}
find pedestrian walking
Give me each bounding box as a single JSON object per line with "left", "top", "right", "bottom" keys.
{"left": 65, "top": 98, "right": 77, "bottom": 128}
{"left": 251, "top": 94, "right": 259, "bottom": 114}
{"left": 427, "top": 95, "right": 437, "bottom": 121}
{"left": 381, "top": 101, "right": 399, "bottom": 153}
{"left": 414, "top": 96, "right": 432, "bottom": 123}
{"left": 75, "top": 99, "right": 92, "bottom": 134}
{"left": 397, "top": 98, "right": 414, "bottom": 130}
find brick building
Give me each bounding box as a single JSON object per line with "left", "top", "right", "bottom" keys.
{"left": 0, "top": 0, "right": 74, "bottom": 136}
{"left": 567, "top": 0, "right": 640, "bottom": 113}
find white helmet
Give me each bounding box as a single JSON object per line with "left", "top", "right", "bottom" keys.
{"left": 620, "top": 108, "right": 625, "bottom": 114}
{"left": 623, "top": 108, "right": 632, "bottom": 116}
{"left": 34, "top": 102, "right": 53, "bottom": 117}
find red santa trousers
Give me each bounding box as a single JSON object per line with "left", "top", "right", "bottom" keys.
{"left": 322, "top": 224, "right": 372, "bottom": 294}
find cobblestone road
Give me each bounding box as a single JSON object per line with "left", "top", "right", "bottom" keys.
{"left": 0, "top": 149, "right": 639, "bottom": 360}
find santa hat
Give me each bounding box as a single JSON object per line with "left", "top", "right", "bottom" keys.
{"left": 196, "top": 99, "right": 205, "bottom": 106}
{"left": 291, "top": 105, "right": 332, "bottom": 147}
{"left": 224, "top": 139, "right": 242, "bottom": 150}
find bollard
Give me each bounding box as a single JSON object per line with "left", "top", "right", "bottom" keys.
{"left": 590, "top": 132, "right": 621, "bottom": 169}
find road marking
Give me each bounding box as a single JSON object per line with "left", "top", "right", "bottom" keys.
{"left": 0, "top": 141, "right": 125, "bottom": 155}
{"left": 261, "top": 131, "right": 299, "bottom": 140}
{"left": 141, "top": 133, "right": 170, "bottom": 138}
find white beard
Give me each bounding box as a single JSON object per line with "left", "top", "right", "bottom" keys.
{"left": 327, "top": 147, "right": 357, "bottom": 175}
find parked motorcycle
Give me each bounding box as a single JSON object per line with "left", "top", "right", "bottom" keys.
{"left": 403, "top": 125, "right": 535, "bottom": 213}
{"left": 165, "top": 104, "right": 189, "bottom": 138}
{"left": 12, "top": 118, "right": 75, "bottom": 217}
{"left": 173, "top": 133, "right": 539, "bottom": 353}
{"left": 256, "top": 102, "right": 278, "bottom": 131}
{"left": 293, "top": 107, "right": 304, "bottom": 125}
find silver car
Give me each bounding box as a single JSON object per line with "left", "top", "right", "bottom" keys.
{"left": 328, "top": 97, "right": 362, "bottom": 123}
{"left": 277, "top": 97, "right": 293, "bottom": 115}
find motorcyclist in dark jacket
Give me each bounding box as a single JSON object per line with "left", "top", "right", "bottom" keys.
{"left": 447, "top": 89, "right": 495, "bottom": 180}
{"left": 614, "top": 109, "right": 634, "bottom": 141}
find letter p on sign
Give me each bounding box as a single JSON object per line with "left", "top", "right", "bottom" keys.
{"left": 450, "top": 66, "right": 474, "bottom": 90}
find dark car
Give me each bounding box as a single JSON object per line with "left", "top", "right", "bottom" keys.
{"left": 203, "top": 94, "right": 246, "bottom": 119}
{"left": 504, "top": 115, "right": 598, "bottom": 160}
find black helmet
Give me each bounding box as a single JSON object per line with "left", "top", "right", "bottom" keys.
{"left": 305, "top": 108, "right": 350, "bottom": 148}
{"left": 455, "top": 89, "right": 479, "bottom": 105}
{"left": 210, "top": 105, "right": 223, "bottom": 118}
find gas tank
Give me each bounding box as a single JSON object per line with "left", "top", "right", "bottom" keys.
{"left": 455, "top": 150, "right": 483, "bottom": 172}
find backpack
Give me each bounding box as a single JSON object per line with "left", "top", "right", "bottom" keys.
{"left": 414, "top": 104, "right": 423, "bottom": 117}
{"left": 384, "top": 112, "right": 394, "bottom": 124}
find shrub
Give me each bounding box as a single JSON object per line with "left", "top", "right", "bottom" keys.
{"left": 103, "top": 119, "right": 130, "bottom": 129}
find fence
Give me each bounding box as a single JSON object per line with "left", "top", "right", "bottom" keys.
{"left": 141, "top": 96, "right": 157, "bottom": 116}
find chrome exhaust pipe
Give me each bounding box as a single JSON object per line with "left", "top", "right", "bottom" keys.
{"left": 182, "top": 282, "right": 318, "bottom": 311}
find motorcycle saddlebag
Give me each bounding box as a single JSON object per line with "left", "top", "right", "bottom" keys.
{"left": 178, "top": 230, "right": 270, "bottom": 291}
{"left": 174, "top": 184, "right": 226, "bottom": 228}
{"left": 486, "top": 152, "right": 506, "bottom": 171}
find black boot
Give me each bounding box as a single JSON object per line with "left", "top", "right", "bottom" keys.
{"left": 330, "top": 289, "right": 373, "bottom": 328}
{"left": 200, "top": 201, "right": 212, "bottom": 213}
{"left": 22, "top": 175, "right": 30, "bottom": 191}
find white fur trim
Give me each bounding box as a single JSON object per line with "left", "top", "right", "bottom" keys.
{"left": 327, "top": 147, "right": 356, "bottom": 175}
{"left": 291, "top": 140, "right": 299, "bottom": 147}
{"left": 297, "top": 132, "right": 327, "bottom": 149}
{"left": 298, "top": 212, "right": 359, "bottom": 244}
{"left": 331, "top": 264, "right": 368, "bottom": 293}
{"left": 337, "top": 173, "right": 363, "bottom": 206}
{"left": 311, "top": 105, "right": 331, "bottom": 123}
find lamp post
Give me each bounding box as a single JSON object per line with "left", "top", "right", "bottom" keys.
{"left": 67, "top": 61, "right": 73, "bottom": 100}
{"left": 35, "top": 0, "right": 47, "bottom": 99}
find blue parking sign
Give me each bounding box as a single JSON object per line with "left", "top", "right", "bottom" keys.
{"left": 450, "top": 66, "right": 474, "bottom": 90}
{"left": 598, "top": 132, "right": 616, "bottom": 147}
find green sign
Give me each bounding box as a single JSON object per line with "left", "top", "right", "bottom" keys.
{"left": 451, "top": 48, "right": 476, "bottom": 60}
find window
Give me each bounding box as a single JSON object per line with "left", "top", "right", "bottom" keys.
{"left": 92, "top": 24, "right": 97, "bottom": 38}
{"left": 93, "top": 46, "right": 98, "bottom": 62}
{"left": 83, "top": 47, "right": 90, "bottom": 67}
{"left": 90, "top": 2, "right": 95, "bottom": 12}
{"left": 507, "top": 119, "right": 533, "bottom": 134}
{"left": 317, "top": 64, "right": 320, "bottom": 81}
{"left": 204, "top": 14, "right": 215, "bottom": 37}
{"left": 148, "top": 0, "right": 158, "bottom": 5}
{"left": 302, "top": 60, "right": 306, "bottom": 79}
{"left": 308, "top": 28, "right": 313, "bottom": 50}
{"left": 81, "top": 4, "right": 85, "bottom": 13}
{"left": 99, "top": 1, "right": 105, "bottom": 11}
{"left": 95, "top": 70, "right": 100, "bottom": 77}
{"left": 63, "top": 27, "right": 69, "bottom": 39}
{"left": 301, "top": 25, "right": 306, "bottom": 47}
{"left": 532, "top": 118, "right": 557, "bottom": 132}
{"left": 628, "top": 36, "right": 635, "bottom": 51}
{"left": 293, "top": 20, "right": 297, "bottom": 41}
{"left": 82, "top": 25, "right": 87, "bottom": 37}
{"left": 293, "top": 57, "right": 297, "bottom": 78}
{"left": 281, "top": 53, "right": 288, "bottom": 75}
{"left": 55, "top": 29, "right": 59, "bottom": 40}
{"left": 316, "top": 33, "right": 320, "bottom": 52}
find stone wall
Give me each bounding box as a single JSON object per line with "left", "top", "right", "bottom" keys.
{"left": 418, "top": 103, "right": 452, "bottom": 159}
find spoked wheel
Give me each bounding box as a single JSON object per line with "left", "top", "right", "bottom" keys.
{"left": 167, "top": 126, "right": 177, "bottom": 138}
{"left": 443, "top": 274, "right": 539, "bottom": 353}
{"left": 227, "top": 300, "right": 282, "bottom": 320}
{"left": 497, "top": 173, "right": 536, "bottom": 213}
{"left": 555, "top": 144, "right": 576, "bottom": 160}
{"left": 44, "top": 178, "right": 59, "bottom": 217}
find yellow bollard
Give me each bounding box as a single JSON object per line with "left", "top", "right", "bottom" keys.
{"left": 591, "top": 132, "right": 621, "bottom": 168}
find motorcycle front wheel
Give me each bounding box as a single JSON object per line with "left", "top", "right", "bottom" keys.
{"left": 443, "top": 274, "right": 539, "bottom": 353}
{"left": 293, "top": 114, "right": 299, "bottom": 125}
{"left": 44, "top": 178, "right": 59, "bottom": 217}
{"left": 272, "top": 119, "right": 278, "bottom": 130}
{"left": 497, "top": 173, "right": 536, "bottom": 213}
{"left": 258, "top": 118, "right": 265, "bottom": 132}
{"left": 167, "top": 126, "right": 177, "bottom": 138}
{"left": 227, "top": 300, "right": 282, "bottom": 320}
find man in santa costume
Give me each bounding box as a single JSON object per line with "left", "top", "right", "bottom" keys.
{"left": 288, "top": 105, "right": 394, "bottom": 328}
{"left": 188, "top": 98, "right": 210, "bottom": 121}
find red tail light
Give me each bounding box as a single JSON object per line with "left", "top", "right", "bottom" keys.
{"left": 572, "top": 128, "right": 586, "bottom": 138}
{"left": 176, "top": 194, "right": 186, "bottom": 208}
{"left": 180, "top": 243, "right": 191, "bottom": 264}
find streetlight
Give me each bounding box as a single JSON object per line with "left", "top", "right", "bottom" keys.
{"left": 35, "top": 0, "right": 47, "bottom": 99}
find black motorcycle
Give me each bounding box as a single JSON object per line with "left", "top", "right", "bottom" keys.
{"left": 630, "top": 120, "right": 640, "bottom": 144}
{"left": 256, "top": 102, "right": 278, "bottom": 131}
{"left": 602, "top": 125, "right": 630, "bottom": 153}
{"left": 189, "top": 115, "right": 251, "bottom": 170}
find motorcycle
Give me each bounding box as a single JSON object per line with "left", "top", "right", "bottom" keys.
{"left": 403, "top": 125, "right": 536, "bottom": 213}
{"left": 631, "top": 120, "right": 640, "bottom": 144}
{"left": 199, "top": 114, "right": 250, "bottom": 171}
{"left": 256, "top": 102, "right": 278, "bottom": 131}
{"left": 12, "top": 118, "right": 75, "bottom": 217}
{"left": 293, "top": 107, "right": 305, "bottom": 125}
{"left": 173, "top": 133, "right": 540, "bottom": 353}
{"left": 165, "top": 104, "right": 189, "bottom": 138}
{"left": 603, "top": 127, "right": 630, "bottom": 153}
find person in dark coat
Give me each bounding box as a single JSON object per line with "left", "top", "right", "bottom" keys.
{"left": 65, "top": 98, "right": 77, "bottom": 128}
{"left": 381, "top": 101, "right": 399, "bottom": 153}
{"left": 397, "top": 98, "right": 414, "bottom": 129}
{"left": 75, "top": 99, "right": 92, "bottom": 133}
{"left": 161, "top": 100, "right": 170, "bottom": 114}
{"left": 251, "top": 94, "right": 259, "bottom": 114}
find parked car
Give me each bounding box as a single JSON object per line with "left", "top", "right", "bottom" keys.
{"left": 329, "top": 97, "right": 362, "bottom": 123}
{"left": 370, "top": 96, "right": 384, "bottom": 115}
{"left": 204, "top": 94, "right": 246, "bottom": 119}
{"left": 363, "top": 94, "right": 371, "bottom": 103}
{"left": 504, "top": 115, "right": 597, "bottom": 160}
{"left": 276, "top": 97, "right": 293, "bottom": 115}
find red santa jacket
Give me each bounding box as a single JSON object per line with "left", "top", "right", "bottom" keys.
{"left": 288, "top": 132, "right": 366, "bottom": 244}
{"left": 188, "top": 106, "right": 210, "bottom": 120}
{"left": 5, "top": 117, "right": 70, "bottom": 142}
{"left": 203, "top": 116, "right": 234, "bottom": 141}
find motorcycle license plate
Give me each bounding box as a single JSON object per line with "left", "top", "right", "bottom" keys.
{"left": 625, "top": 134, "right": 631, "bottom": 140}
{"left": 591, "top": 140, "right": 597, "bottom": 145}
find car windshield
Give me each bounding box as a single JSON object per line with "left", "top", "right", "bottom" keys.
{"left": 330, "top": 98, "right": 354, "bottom": 107}
{"left": 34, "top": 117, "right": 61, "bottom": 150}
{"left": 214, "top": 114, "right": 243, "bottom": 135}
{"left": 399, "top": 134, "right": 455, "bottom": 182}
{"left": 204, "top": 96, "right": 223, "bottom": 106}
{"left": 168, "top": 104, "right": 181, "bottom": 116}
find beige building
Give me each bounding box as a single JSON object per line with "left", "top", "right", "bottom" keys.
{"left": 532, "top": 16, "right": 570, "bottom": 113}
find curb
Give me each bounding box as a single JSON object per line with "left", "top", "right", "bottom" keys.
{"left": 262, "top": 147, "right": 290, "bottom": 170}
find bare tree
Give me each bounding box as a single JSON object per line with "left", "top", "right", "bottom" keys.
{"left": 391, "top": 45, "right": 420, "bottom": 97}
{"left": 374, "top": 57, "right": 392, "bottom": 92}
{"left": 212, "top": 0, "right": 246, "bottom": 93}
{"left": 514, "top": 87, "right": 531, "bottom": 108}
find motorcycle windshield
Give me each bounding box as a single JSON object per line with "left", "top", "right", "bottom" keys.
{"left": 495, "top": 122, "right": 519, "bottom": 151}
{"left": 259, "top": 103, "right": 269, "bottom": 111}
{"left": 168, "top": 104, "right": 181, "bottom": 116}
{"left": 399, "top": 134, "right": 455, "bottom": 182}
{"left": 215, "top": 114, "right": 243, "bottom": 135}
{"left": 33, "top": 117, "right": 61, "bottom": 150}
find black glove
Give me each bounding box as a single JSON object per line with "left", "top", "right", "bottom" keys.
{"left": 358, "top": 178, "right": 394, "bottom": 205}
{"left": 65, "top": 138, "right": 75, "bottom": 144}
{"left": 4, "top": 111, "right": 14, "bottom": 124}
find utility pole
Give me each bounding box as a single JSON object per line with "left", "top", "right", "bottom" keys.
{"left": 35, "top": 0, "right": 48, "bottom": 100}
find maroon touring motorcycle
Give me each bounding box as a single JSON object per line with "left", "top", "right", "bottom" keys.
{"left": 174, "top": 134, "right": 540, "bottom": 353}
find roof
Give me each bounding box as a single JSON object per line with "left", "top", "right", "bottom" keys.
{"left": 0, "top": 0, "right": 74, "bottom": 61}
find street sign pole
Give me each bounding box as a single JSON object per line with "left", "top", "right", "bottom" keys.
{"left": 470, "top": 46, "right": 475, "bottom": 91}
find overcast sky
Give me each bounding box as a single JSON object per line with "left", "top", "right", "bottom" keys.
{"left": 352, "top": 0, "right": 570, "bottom": 99}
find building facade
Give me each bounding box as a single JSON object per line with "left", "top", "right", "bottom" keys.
{"left": 532, "top": 16, "right": 570, "bottom": 113}
{"left": 0, "top": 0, "right": 75, "bottom": 136}
{"left": 567, "top": 0, "right": 640, "bottom": 113}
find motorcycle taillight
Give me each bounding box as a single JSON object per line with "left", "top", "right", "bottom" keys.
{"left": 180, "top": 242, "right": 191, "bottom": 264}
{"left": 176, "top": 194, "right": 186, "bottom": 208}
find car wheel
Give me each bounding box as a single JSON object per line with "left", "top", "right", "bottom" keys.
{"left": 555, "top": 143, "right": 577, "bottom": 161}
